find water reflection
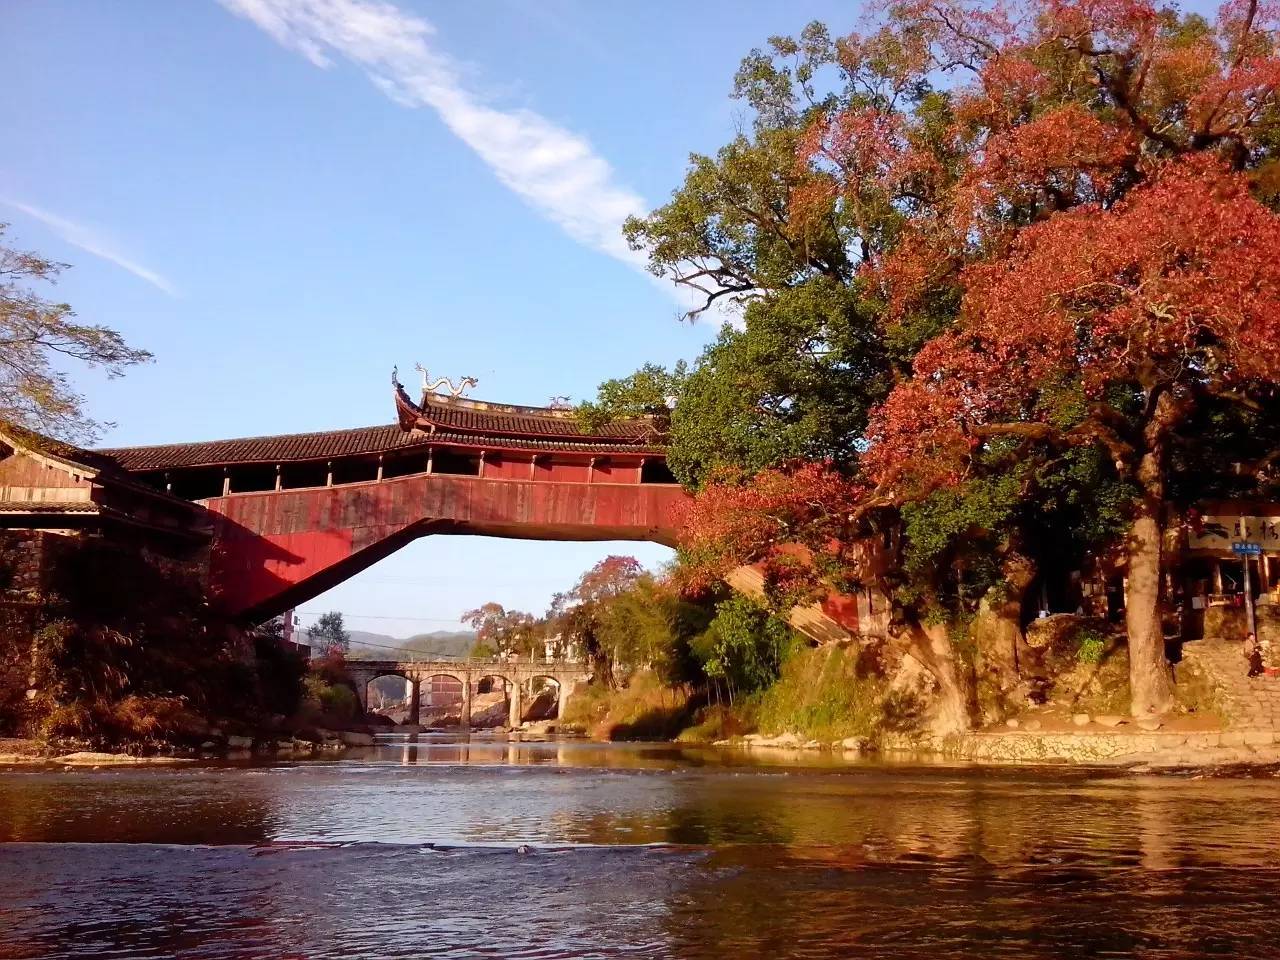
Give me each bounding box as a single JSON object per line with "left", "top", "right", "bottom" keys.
{"left": 3, "top": 737, "right": 1280, "bottom": 958}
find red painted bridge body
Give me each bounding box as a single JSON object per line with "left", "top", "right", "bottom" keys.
{"left": 1, "top": 381, "right": 872, "bottom": 640}
{"left": 205, "top": 473, "right": 688, "bottom": 621}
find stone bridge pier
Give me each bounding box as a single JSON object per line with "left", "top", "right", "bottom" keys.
{"left": 345, "top": 658, "right": 590, "bottom": 728}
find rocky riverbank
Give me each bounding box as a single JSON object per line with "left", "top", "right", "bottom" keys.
{"left": 713, "top": 725, "right": 1280, "bottom": 775}
{"left": 0, "top": 727, "right": 380, "bottom": 767}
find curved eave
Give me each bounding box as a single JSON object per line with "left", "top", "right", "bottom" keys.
{"left": 393, "top": 379, "right": 661, "bottom": 447}
{"left": 424, "top": 432, "right": 665, "bottom": 457}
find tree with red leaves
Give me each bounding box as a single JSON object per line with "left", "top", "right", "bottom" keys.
{"left": 868, "top": 158, "right": 1280, "bottom": 714}
{"left": 622, "top": 0, "right": 1280, "bottom": 728}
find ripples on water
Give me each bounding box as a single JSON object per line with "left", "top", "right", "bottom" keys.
{"left": 2, "top": 735, "right": 1279, "bottom": 958}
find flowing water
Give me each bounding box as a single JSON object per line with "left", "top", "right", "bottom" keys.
{"left": 2, "top": 734, "right": 1279, "bottom": 959}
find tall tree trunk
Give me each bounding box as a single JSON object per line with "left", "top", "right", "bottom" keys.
{"left": 901, "top": 620, "right": 974, "bottom": 735}
{"left": 1127, "top": 392, "right": 1178, "bottom": 717}
{"left": 972, "top": 547, "right": 1036, "bottom": 691}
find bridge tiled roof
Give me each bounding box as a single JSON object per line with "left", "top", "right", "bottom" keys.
{"left": 100, "top": 424, "right": 416, "bottom": 472}
{"left": 98, "top": 423, "right": 663, "bottom": 473}
{"left": 415, "top": 394, "right": 651, "bottom": 440}
{"left": 394, "top": 380, "right": 660, "bottom": 442}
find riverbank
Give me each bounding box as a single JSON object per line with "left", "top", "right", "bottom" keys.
{"left": 712, "top": 727, "right": 1280, "bottom": 774}
{"left": 0, "top": 727, "right": 371, "bottom": 767}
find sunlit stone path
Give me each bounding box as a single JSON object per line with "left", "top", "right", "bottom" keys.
{"left": 1181, "top": 639, "right": 1280, "bottom": 730}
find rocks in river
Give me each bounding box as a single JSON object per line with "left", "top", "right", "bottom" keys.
{"left": 55, "top": 752, "right": 192, "bottom": 766}
{"left": 1072, "top": 714, "right": 1092, "bottom": 727}
{"left": 1137, "top": 718, "right": 1164, "bottom": 732}
{"left": 840, "top": 736, "right": 871, "bottom": 752}
{"left": 340, "top": 731, "right": 375, "bottom": 747}
{"left": 741, "top": 733, "right": 801, "bottom": 749}
{"left": 226, "top": 735, "right": 253, "bottom": 750}
{"left": 1023, "top": 719, "right": 1042, "bottom": 731}
{"left": 1095, "top": 715, "right": 1126, "bottom": 727}
{"left": 1005, "top": 719, "right": 1020, "bottom": 729}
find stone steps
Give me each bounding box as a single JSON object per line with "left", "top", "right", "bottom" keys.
{"left": 1180, "top": 639, "right": 1280, "bottom": 729}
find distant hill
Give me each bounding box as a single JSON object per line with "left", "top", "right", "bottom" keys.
{"left": 345, "top": 629, "right": 475, "bottom": 660}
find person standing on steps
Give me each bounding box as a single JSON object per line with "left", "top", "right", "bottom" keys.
{"left": 1245, "top": 631, "right": 1265, "bottom": 678}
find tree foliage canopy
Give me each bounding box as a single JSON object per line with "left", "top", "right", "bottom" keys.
{"left": 0, "top": 225, "right": 151, "bottom": 441}
{"left": 590, "top": 0, "right": 1280, "bottom": 721}
{"left": 306, "top": 611, "right": 350, "bottom": 658}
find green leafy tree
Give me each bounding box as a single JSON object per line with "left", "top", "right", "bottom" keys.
{"left": 694, "top": 595, "right": 797, "bottom": 703}
{"left": 576, "top": 362, "right": 685, "bottom": 438}
{"left": 461, "top": 603, "right": 543, "bottom": 658}
{"left": 306, "top": 611, "right": 349, "bottom": 658}
{"left": 0, "top": 224, "right": 151, "bottom": 441}
{"left": 605, "top": 2, "right": 1280, "bottom": 727}
{"left": 548, "top": 556, "right": 645, "bottom": 686}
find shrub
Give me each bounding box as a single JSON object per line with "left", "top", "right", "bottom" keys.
{"left": 753, "top": 645, "right": 885, "bottom": 741}
{"left": 1076, "top": 630, "right": 1107, "bottom": 665}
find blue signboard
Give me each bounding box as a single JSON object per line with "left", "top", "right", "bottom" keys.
{"left": 1232, "top": 541, "right": 1263, "bottom": 557}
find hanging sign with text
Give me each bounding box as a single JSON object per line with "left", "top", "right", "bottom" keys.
{"left": 1189, "top": 515, "right": 1280, "bottom": 554}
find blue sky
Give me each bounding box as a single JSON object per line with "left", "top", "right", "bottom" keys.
{"left": 3, "top": 0, "right": 848, "bottom": 639}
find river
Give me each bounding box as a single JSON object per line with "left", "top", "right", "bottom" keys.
{"left": 1, "top": 733, "right": 1278, "bottom": 958}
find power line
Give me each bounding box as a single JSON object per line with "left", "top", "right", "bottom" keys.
{"left": 296, "top": 611, "right": 465, "bottom": 623}
{"left": 340, "top": 637, "right": 467, "bottom": 658}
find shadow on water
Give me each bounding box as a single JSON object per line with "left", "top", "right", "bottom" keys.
{"left": 3, "top": 735, "right": 1280, "bottom": 958}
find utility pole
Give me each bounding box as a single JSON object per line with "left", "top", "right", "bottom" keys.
{"left": 1239, "top": 518, "right": 1258, "bottom": 642}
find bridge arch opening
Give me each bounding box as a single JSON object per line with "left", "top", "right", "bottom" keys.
{"left": 364, "top": 671, "right": 409, "bottom": 719}
{"left": 470, "top": 673, "right": 515, "bottom": 728}
{"left": 523, "top": 675, "right": 565, "bottom": 721}
{"left": 416, "top": 673, "right": 466, "bottom": 727}
{"left": 292, "top": 537, "right": 670, "bottom": 731}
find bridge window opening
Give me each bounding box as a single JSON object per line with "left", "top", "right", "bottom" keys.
{"left": 382, "top": 453, "right": 427, "bottom": 480}
{"left": 281, "top": 461, "right": 329, "bottom": 490}
{"left": 640, "top": 460, "right": 677, "bottom": 484}
{"left": 231, "top": 464, "right": 277, "bottom": 494}
{"left": 433, "top": 450, "right": 481, "bottom": 477}
{"left": 169, "top": 467, "right": 225, "bottom": 501}
{"left": 332, "top": 458, "right": 378, "bottom": 486}
{"left": 135, "top": 471, "right": 168, "bottom": 494}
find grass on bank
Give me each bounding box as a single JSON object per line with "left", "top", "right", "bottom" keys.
{"left": 567, "top": 645, "right": 892, "bottom": 744}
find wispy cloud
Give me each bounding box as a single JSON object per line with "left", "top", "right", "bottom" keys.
{"left": 219, "top": 0, "right": 648, "bottom": 267}
{"left": 1, "top": 198, "right": 177, "bottom": 296}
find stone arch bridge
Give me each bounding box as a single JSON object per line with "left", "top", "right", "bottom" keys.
{"left": 346, "top": 658, "right": 590, "bottom": 728}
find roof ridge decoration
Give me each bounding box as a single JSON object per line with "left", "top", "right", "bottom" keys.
{"left": 413, "top": 362, "right": 478, "bottom": 401}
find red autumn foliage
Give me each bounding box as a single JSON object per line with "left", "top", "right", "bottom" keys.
{"left": 849, "top": 0, "right": 1280, "bottom": 320}
{"left": 865, "top": 157, "right": 1280, "bottom": 492}
{"left": 951, "top": 104, "right": 1136, "bottom": 233}
{"left": 676, "top": 463, "right": 865, "bottom": 592}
